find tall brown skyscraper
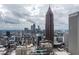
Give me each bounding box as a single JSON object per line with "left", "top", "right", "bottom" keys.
{"left": 45, "top": 6, "right": 54, "bottom": 46}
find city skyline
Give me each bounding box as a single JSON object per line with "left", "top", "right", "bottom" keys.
{"left": 0, "top": 4, "right": 79, "bottom": 30}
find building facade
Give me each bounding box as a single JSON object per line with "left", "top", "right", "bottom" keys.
{"left": 69, "top": 12, "right": 79, "bottom": 55}
{"left": 45, "top": 6, "right": 54, "bottom": 47}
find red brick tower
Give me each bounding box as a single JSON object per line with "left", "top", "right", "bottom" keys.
{"left": 45, "top": 6, "right": 54, "bottom": 47}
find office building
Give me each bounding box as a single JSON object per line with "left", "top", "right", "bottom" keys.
{"left": 69, "top": 12, "right": 79, "bottom": 54}
{"left": 45, "top": 6, "right": 54, "bottom": 47}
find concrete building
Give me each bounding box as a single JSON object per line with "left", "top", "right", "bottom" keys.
{"left": 69, "top": 12, "right": 79, "bottom": 55}
{"left": 31, "top": 24, "right": 36, "bottom": 34}
{"left": 24, "top": 28, "right": 29, "bottom": 33}
{"left": 16, "top": 46, "right": 27, "bottom": 55}
{"left": 64, "top": 32, "right": 69, "bottom": 51}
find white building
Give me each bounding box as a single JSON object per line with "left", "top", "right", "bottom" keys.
{"left": 69, "top": 12, "right": 79, "bottom": 54}
{"left": 64, "top": 32, "right": 69, "bottom": 51}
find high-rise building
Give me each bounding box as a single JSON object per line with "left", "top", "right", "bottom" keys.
{"left": 31, "top": 24, "right": 36, "bottom": 34}
{"left": 36, "top": 25, "right": 41, "bottom": 33}
{"left": 6, "top": 31, "right": 11, "bottom": 37}
{"left": 24, "top": 28, "right": 29, "bottom": 33}
{"left": 69, "top": 12, "right": 79, "bottom": 54}
{"left": 45, "top": 6, "right": 54, "bottom": 46}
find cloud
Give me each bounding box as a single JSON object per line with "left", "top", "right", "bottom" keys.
{"left": 0, "top": 4, "right": 79, "bottom": 30}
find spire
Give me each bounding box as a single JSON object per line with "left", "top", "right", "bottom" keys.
{"left": 46, "top": 5, "right": 53, "bottom": 15}
{"left": 48, "top": 5, "right": 51, "bottom": 10}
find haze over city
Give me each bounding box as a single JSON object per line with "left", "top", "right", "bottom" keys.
{"left": 0, "top": 4, "right": 79, "bottom": 55}
{"left": 0, "top": 4, "right": 79, "bottom": 30}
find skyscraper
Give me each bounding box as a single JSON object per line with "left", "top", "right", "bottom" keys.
{"left": 6, "top": 31, "right": 11, "bottom": 37}
{"left": 31, "top": 24, "right": 36, "bottom": 34}
{"left": 24, "top": 28, "right": 28, "bottom": 33}
{"left": 69, "top": 12, "right": 79, "bottom": 54}
{"left": 45, "top": 6, "right": 54, "bottom": 46}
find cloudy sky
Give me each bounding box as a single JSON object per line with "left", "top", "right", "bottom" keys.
{"left": 0, "top": 4, "right": 79, "bottom": 30}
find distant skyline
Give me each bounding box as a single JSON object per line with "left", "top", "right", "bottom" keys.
{"left": 0, "top": 4, "right": 79, "bottom": 30}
